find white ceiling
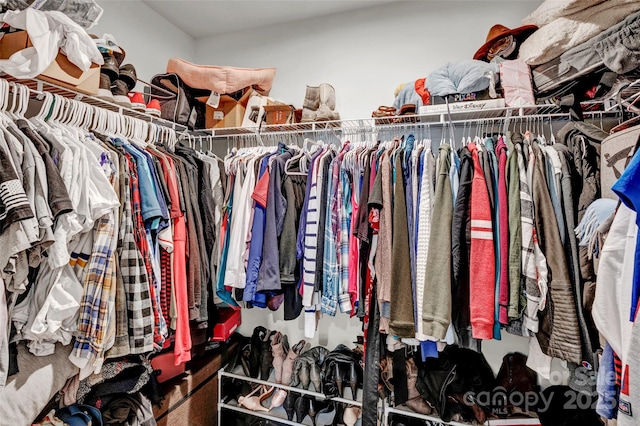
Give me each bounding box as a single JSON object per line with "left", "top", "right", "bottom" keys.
{"left": 142, "top": 0, "right": 399, "bottom": 39}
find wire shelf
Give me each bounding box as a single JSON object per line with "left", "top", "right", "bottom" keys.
{"left": 1, "top": 74, "right": 191, "bottom": 130}
{"left": 1, "top": 74, "right": 627, "bottom": 142}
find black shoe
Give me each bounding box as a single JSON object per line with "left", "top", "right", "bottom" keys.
{"left": 119, "top": 64, "right": 137, "bottom": 92}
{"left": 309, "top": 398, "right": 332, "bottom": 426}
{"left": 331, "top": 402, "right": 344, "bottom": 426}
{"left": 100, "top": 52, "right": 119, "bottom": 83}
{"left": 111, "top": 80, "right": 131, "bottom": 108}
{"left": 221, "top": 379, "right": 249, "bottom": 404}
{"left": 294, "top": 394, "right": 310, "bottom": 423}
{"left": 249, "top": 326, "right": 267, "bottom": 378}
{"left": 348, "top": 362, "right": 358, "bottom": 400}
{"left": 334, "top": 363, "right": 344, "bottom": 397}
{"left": 283, "top": 391, "right": 298, "bottom": 421}
{"left": 260, "top": 330, "right": 276, "bottom": 381}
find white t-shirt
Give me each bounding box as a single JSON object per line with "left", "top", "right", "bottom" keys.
{"left": 593, "top": 203, "right": 637, "bottom": 364}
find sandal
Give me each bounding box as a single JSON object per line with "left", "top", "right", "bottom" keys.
{"left": 237, "top": 384, "right": 274, "bottom": 412}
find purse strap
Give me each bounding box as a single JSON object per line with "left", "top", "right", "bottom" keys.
{"left": 139, "top": 77, "right": 177, "bottom": 100}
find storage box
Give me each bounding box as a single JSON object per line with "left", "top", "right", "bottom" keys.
{"left": 430, "top": 89, "right": 493, "bottom": 105}
{"left": 263, "top": 104, "right": 294, "bottom": 125}
{"left": 418, "top": 97, "right": 506, "bottom": 114}
{"left": 151, "top": 351, "right": 186, "bottom": 383}
{"left": 0, "top": 31, "right": 100, "bottom": 95}
{"left": 198, "top": 88, "right": 253, "bottom": 129}
{"left": 211, "top": 308, "right": 241, "bottom": 342}
{"left": 241, "top": 93, "right": 290, "bottom": 128}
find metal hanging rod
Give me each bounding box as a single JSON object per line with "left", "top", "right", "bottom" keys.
{"left": 196, "top": 102, "right": 620, "bottom": 140}
{"left": 191, "top": 109, "right": 618, "bottom": 142}
{"left": 3, "top": 75, "right": 626, "bottom": 143}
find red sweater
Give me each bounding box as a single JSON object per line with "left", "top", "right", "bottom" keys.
{"left": 496, "top": 137, "right": 510, "bottom": 325}
{"left": 468, "top": 142, "right": 496, "bottom": 340}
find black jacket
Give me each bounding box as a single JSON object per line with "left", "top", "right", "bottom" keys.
{"left": 415, "top": 345, "right": 495, "bottom": 423}
{"left": 451, "top": 147, "right": 474, "bottom": 345}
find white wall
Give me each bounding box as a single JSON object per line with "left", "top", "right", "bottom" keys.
{"left": 194, "top": 0, "right": 543, "bottom": 120}
{"left": 91, "top": 0, "right": 195, "bottom": 89}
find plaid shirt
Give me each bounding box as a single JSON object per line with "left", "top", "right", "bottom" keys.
{"left": 321, "top": 156, "right": 340, "bottom": 315}
{"left": 338, "top": 167, "right": 353, "bottom": 313}
{"left": 516, "top": 142, "right": 548, "bottom": 333}
{"left": 126, "top": 153, "right": 165, "bottom": 349}
{"left": 118, "top": 154, "right": 154, "bottom": 353}
{"left": 72, "top": 211, "right": 117, "bottom": 364}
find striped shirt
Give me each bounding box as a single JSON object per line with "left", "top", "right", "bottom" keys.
{"left": 516, "top": 142, "right": 548, "bottom": 333}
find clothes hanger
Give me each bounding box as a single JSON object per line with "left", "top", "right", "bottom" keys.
{"left": 146, "top": 122, "right": 157, "bottom": 145}
{"left": 284, "top": 143, "right": 309, "bottom": 176}
{"left": 81, "top": 103, "right": 96, "bottom": 130}
{"left": 4, "top": 82, "right": 20, "bottom": 121}
{"left": 0, "top": 79, "right": 9, "bottom": 113}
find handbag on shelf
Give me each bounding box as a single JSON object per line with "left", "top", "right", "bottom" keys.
{"left": 150, "top": 72, "right": 208, "bottom": 129}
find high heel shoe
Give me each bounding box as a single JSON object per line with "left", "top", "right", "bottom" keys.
{"left": 271, "top": 332, "right": 288, "bottom": 384}
{"left": 283, "top": 391, "right": 298, "bottom": 421}
{"left": 268, "top": 388, "right": 288, "bottom": 410}
{"left": 294, "top": 394, "right": 310, "bottom": 423}
{"left": 260, "top": 330, "right": 276, "bottom": 380}
{"left": 331, "top": 403, "right": 344, "bottom": 426}
{"left": 299, "top": 361, "right": 311, "bottom": 390}
{"left": 282, "top": 339, "right": 306, "bottom": 386}
{"left": 334, "top": 363, "right": 344, "bottom": 397}
{"left": 249, "top": 326, "right": 268, "bottom": 378}
{"left": 237, "top": 385, "right": 274, "bottom": 412}
{"left": 348, "top": 362, "right": 358, "bottom": 400}
{"left": 310, "top": 362, "right": 322, "bottom": 393}
{"left": 343, "top": 405, "right": 362, "bottom": 426}
{"left": 308, "top": 398, "right": 333, "bottom": 426}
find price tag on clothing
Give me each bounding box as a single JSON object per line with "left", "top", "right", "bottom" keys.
{"left": 207, "top": 91, "right": 220, "bottom": 108}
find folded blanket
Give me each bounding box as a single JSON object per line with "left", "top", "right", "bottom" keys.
{"left": 426, "top": 60, "right": 499, "bottom": 97}
{"left": 167, "top": 57, "right": 276, "bottom": 95}
{"left": 523, "top": 0, "right": 608, "bottom": 27}
{"left": 519, "top": 0, "right": 640, "bottom": 65}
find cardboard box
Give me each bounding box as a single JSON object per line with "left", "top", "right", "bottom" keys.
{"left": 0, "top": 31, "right": 100, "bottom": 95}
{"left": 198, "top": 88, "right": 253, "bottom": 129}
{"left": 263, "top": 104, "right": 294, "bottom": 125}
{"left": 242, "top": 93, "right": 289, "bottom": 127}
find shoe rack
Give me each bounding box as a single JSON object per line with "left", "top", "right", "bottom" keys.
{"left": 383, "top": 402, "right": 543, "bottom": 425}
{"left": 218, "top": 365, "right": 364, "bottom": 426}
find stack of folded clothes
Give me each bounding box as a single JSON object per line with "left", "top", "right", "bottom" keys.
{"left": 518, "top": 0, "right": 640, "bottom": 101}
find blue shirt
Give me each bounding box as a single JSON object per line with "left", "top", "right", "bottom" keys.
{"left": 118, "top": 140, "right": 163, "bottom": 225}
{"left": 244, "top": 153, "right": 276, "bottom": 307}
{"left": 612, "top": 147, "right": 640, "bottom": 321}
